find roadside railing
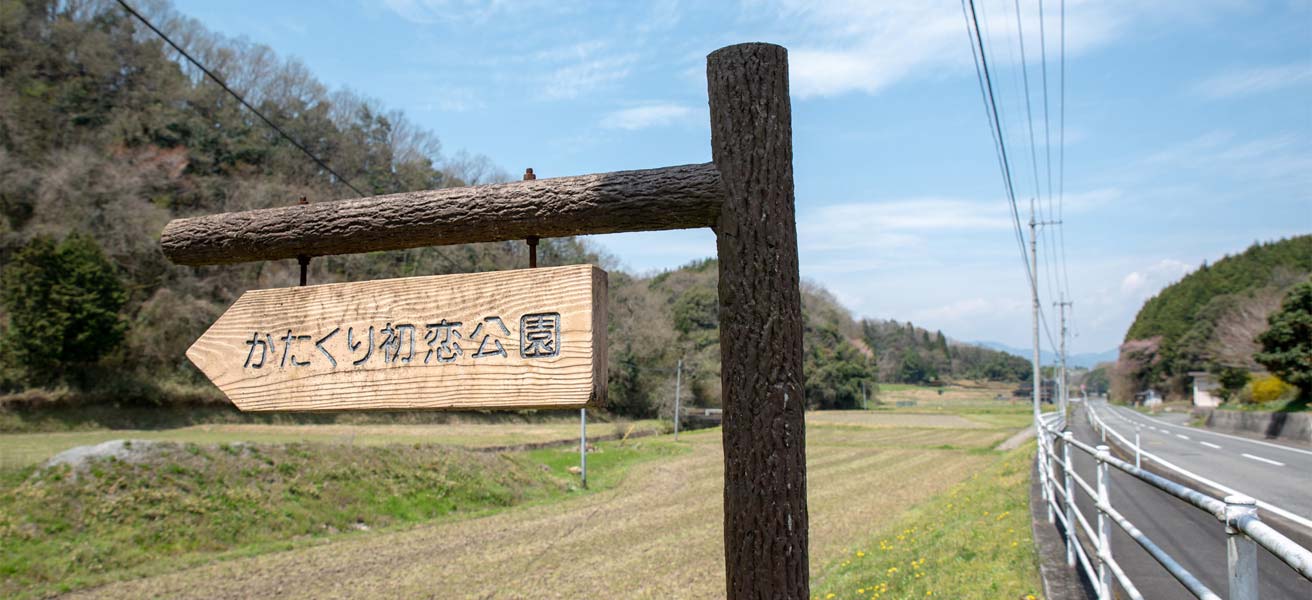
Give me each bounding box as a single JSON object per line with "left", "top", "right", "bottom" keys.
{"left": 1033, "top": 405, "right": 1312, "bottom": 600}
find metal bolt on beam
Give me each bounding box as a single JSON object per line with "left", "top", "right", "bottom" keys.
{"left": 296, "top": 196, "right": 310, "bottom": 286}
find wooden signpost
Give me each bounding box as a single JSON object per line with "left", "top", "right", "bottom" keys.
{"left": 162, "top": 43, "right": 808, "bottom": 599}
{"left": 188, "top": 265, "right": 606, "bottom": 412}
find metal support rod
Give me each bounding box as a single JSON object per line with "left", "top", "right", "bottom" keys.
{"left": 1096, "top": 445, "right": 1113, "bottom": 599}
{"left": 580, "top": 408, "right": 587, "bottom": 489}
{"left": 1063, "top": 430, "right": 1076, "bottom": 567}
{"left": 1225, "top": 495, "right": 1259, "bottom": 600}
{"left": 673, "top": 358, "right": 683, "bottom": 441}
{"left": 297, "top": 197, "right": 310, "bottom": 286}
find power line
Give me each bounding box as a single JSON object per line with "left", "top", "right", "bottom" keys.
{"left": 1011, "top": 0, "right": 1063, "bottom": 315}
{"left": 1036, "top": 0, "right": 1068, "bottom": 304}
{"left": 962, "top": 0, "right": 1034, "bottom": 294}
{"left": 113, "top": 0, "right": 366, "bottom": 197}
{"left": 1057, "top": 0, "right": 1073, "bottom": 305}
{"left": 962, "top": 0, "right": 1060, "bottom": 358}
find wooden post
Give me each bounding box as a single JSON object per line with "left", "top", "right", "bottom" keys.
{"left": 708, "top": 42, "right": 808, "bottom": 599}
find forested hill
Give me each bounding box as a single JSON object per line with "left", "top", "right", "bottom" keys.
{"left": 1117, "top": 235, "right": 1312, "bottom": 398}
{"left": 0, "top": 0, "right": 1026, "bottom": 419}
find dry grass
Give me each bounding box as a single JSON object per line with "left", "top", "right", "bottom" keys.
{"left": 66, "top": 415, "right": 1018, "bottom": 599}
{"left": 807, "top": 411, "right": 986, "bottom": 429}
{"left": 0, "top": 420, "right": 664, "bottom": 469}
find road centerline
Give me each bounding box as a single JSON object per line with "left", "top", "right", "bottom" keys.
{"left": 1200, "top": 441, "right": 1221, "bottom": 450}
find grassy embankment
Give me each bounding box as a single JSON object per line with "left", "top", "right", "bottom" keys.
{"left": 811, "top": 445, "right": 1041, "bottom": 600}
{"left": 0, "top": 400, "right": 664, "bottom": 469}
{"left": 0, "top": 433, "right": 683, "bottom": 599}
{"left": 808, "top": 381, "right": 1044, "bottom": 599}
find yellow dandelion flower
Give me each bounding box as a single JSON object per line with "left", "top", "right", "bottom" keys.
{"left": 826, "top": 594, "right": 835, "bottom": 599}
{"left": 857, "top": 551, "right": 866, "bottom": 558}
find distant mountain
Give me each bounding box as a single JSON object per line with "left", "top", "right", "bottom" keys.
{"left": 973, "top": 341, "right": 1117, "bottom": 370}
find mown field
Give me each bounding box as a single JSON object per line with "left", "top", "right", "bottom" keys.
{"left": 0, "top": 418, "right": 665, "bottom": 469}
{"left": 0, "top": 384, "right": 1043, "bottom": 598}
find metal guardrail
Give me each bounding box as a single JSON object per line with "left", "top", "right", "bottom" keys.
{"left": 1034, "top": 405, "right": 1312, "bottom": 600}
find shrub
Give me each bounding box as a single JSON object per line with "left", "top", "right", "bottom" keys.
{"left": 1238, "top": 375, "right": 1295, "bottom": 405}
{"left": 0, "top": 233, "right": 127, "bottom": 386}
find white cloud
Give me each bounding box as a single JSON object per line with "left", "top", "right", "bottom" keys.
{"left": 799, "top": 198, "right": 1012, "bottom": 252}
{"left": 1193, "top": 63, "right": 1312, "bottom": 98}
{"left": 1139, "top": 131, "right": 1312, "bottom": 192}
{"left": 1119, "top": 259, "right": 1190, "bottom": 297}
{"left": 747, "top": 0, "right": 1243, "bottom": 99}
{"left": 909, "top": 297, "right": 1026, "bottom": 323}
{"left": 417, "top": 87, "right": 484, "bottom": 112}
{"left": 382, "top": 0, "right": 558, "bottom": 24}
{"left": 600, "top": 103, "right": 696, "bottom": 130}
{"left": 540, "top": 50, "right": 638, "bottom": 100}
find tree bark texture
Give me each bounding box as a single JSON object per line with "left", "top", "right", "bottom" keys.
{"left": 160, "top": 163, "right": 724, "bottom": 266}
{"left": 709, "top": 43, "right": 809, "bottom": 599}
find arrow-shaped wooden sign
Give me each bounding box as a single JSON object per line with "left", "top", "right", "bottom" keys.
{"left": 187, "top": 264, "right": 607, "bottom": 411}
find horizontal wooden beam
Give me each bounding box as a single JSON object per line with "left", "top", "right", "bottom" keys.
{"left": 161, "top": 162, "right": 725, "bottom": 266}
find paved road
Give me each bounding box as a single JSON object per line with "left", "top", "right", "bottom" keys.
{"left": 1058, "top": 404, "right": 1312, "bottom": 599}
{"left": 1091, "top": 400, "right": 1312, "bottom": 531}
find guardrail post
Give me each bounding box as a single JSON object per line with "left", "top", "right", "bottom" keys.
{"left": 1044, "top": 428, "right": 1054, "bottom": 522}
{"left": 1224, "top": 495, "right": 1259, "bottom": 600}
{"left": 1134, "top": 425, "right": 1141, "bottom": 469}
{"left": 1040, "top": 430, "right": 1055, "bottom": 524}
{"left": 1063, "top": 430, "right": 1076, "bottom": 567}
{"left": 1096, "top": 445, "right": 1113, "bottom": 599}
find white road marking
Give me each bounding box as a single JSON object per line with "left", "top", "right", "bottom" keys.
{"left": 1111, "top": 405, "right": 1312, "bottom": 458}
{"left": 1176, "top": 434, "right": 1190, "bottom": 440}
{"left": 1241, "top": 453, "right": 1286, "bottom": 467}
{"left": 1088, "top": 402, "right": 1312, "bottom": 532}
{"left": 1200, "top": 441, "right": 1222, "bottom": 450}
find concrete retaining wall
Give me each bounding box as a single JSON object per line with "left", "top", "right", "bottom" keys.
{"left": 1192, "top": 408, "right": 1312, "bottom": 445}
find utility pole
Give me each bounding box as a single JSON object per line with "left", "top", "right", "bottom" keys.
{"left": 1029, "top": 198, "right": 1061, "bottom": 424}
{"left": 673, "top": 358, "right": 683, "bottom": 441}
{"left": 1055, "top": 300, "right": 1073, "bottom": 419}
{"left": 1030, "top": 200, "right": 1041, "bottom": 427}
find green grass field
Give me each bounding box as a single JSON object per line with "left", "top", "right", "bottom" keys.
{"left": 0, "top": 436, "right": 684, "bottom": 599}
{"left": 0, "top": 383, "right": 1042, "bottom": 598}
{"left": 812, "top": 446, "right": 1041, "bottom": 600}
{"left": 0, "top": 419, "right": 665, "bottom": 469}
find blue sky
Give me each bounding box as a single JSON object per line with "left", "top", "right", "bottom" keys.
{"left": 168, "top": 0, "right": 1310, "bottom": 354}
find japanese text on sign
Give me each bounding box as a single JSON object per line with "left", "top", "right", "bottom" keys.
{"left": 242, "top": 312, "right": 560, "bottom": 370}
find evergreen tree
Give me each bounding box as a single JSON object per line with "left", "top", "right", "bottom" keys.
{"left": 1, "top": 233, "right": 127, "bottom": 385}
{"left": 1255, "top": 280, "right": 1312, "bottom": 394}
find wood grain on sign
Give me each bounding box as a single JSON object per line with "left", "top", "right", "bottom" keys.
{"left": 187, "top": 265, "right": 607, "bottom": 412}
